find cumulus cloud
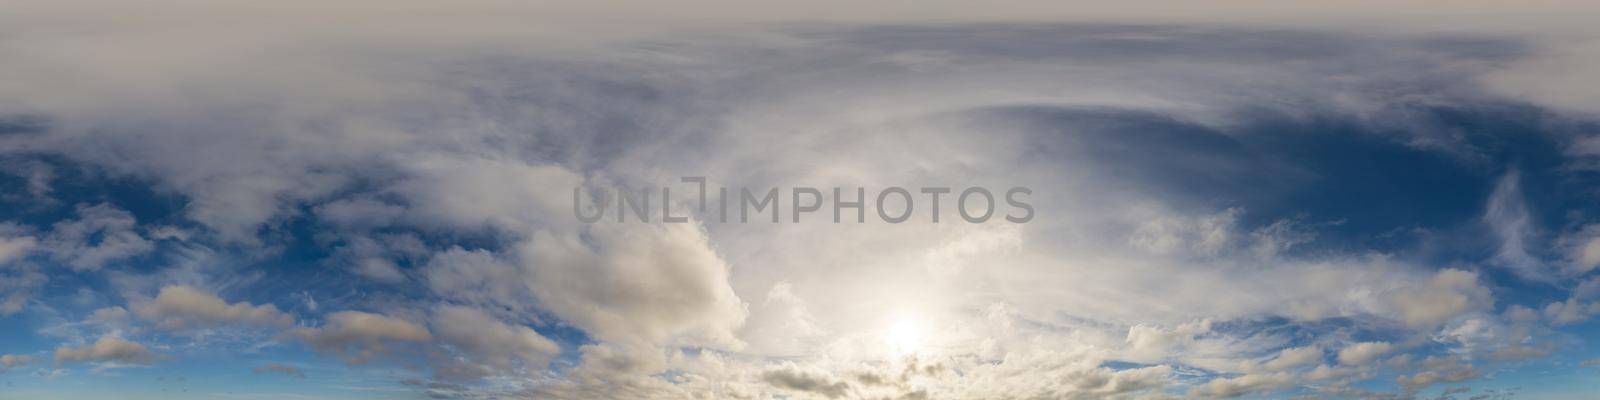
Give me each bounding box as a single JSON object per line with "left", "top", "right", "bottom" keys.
{"left": 0, "top": 354, "right": 33, "bottom": 371}
{"left": 1542, "top": 297, "right": 1600, "bottom": 325}
{"left": 1190, "top": 372, "right": 1292, "bottom": 398}
{"left": 424, "top": 247, "right": 531, "bottom": 313}
{"left": 1337, "top": 342, "right": 1395, "bottom": 366}
{"left": 1261, "top": 346, "right": 1322, "bottom": 372}
{"left": 53, "top": 335, "right": 163, "bottom": 365}
{"left": 761, "top": 363, "right": 852, "bottom": 399}
{"left": 521, "top": 221, "right": 747, "bottom": 349}
{"left": 294, "top": 311, "right": 431, "bottom": 364}
{"left": 0, "top": 232, "right": 36, "bottom": 266}
{"left": 131, "top": 285, "right": 294, "bottom": 331}
{"left": 429, "top": 304, "right": 560, "bottom": 379}
{"left": 1396, "top": 356, "right": 1480, "bottom": 393}
{"left": 1385, "top": 269, "right": 1494, "bottom": 329}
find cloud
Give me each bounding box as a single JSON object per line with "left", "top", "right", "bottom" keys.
{"left": 252, "top": 363, "right": 306, "bottom": 379}
{"left": 327, "top": 233, "right": 425, "bottom": 284}
{"left": 521, "top": 221, "right": 747, "bottom": 349}
{"left": 429, "top": 304, "right": 560, "bottom": 379}
{"left": 1190, "top": 372, "right": 1292, "bottom": 398}
{"left": 1542, "top": 297, "right": 1600, "bottom": 325}
{"left": 1557, "top": 225, "right": 1600, "bottom": 274}
{"left": 423, "top": 247, "right": 530, "bottom": 313}
{"left": 0, "top": 354, "right": 33, "bottom": 371}
{"left": 293, "top": 311, "right": 432, "bottom": 364}
{"left": 1484, "top": 170, "right": 1546, "bottom": 280}
{"left": 1337, "top": 342, "right": 1394, "bottom": 366}
{"left": 131, "top": 285, "right": 294, "bottom": 331}
{"left": 0, "top": 232, "right": 36, "bottom": 266}
{"left": 0, "top": 13, "right": 1598, "bottom": 399}
{"left": 53, "top": 335, "right": 163, "bottom": 365}
{"left": 1386, "top": 269, "right": 1493, "bottom": 329}
{"left": 0, "top": 268, "right": 45, "bottom": 315}
{"left": 42, "top": 203, "right": 153, "bottom": 271}
{"left": 761, "top": 363, "right": 852, "bottom": 399}
{"left": 1261, "top": 346, "right": 1322, "bottom": 372}
{"left": 1395, "top": 356, "right": 1480, "bottom": 393}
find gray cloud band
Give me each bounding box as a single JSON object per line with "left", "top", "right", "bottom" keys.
{"left": 575, "top": 177, "right": 1033, "bottom": 223}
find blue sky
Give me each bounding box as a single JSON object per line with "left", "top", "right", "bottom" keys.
{"left": 5, "top": 3, "right": 1600, "bottom": 400}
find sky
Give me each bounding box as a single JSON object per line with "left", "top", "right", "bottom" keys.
{"left": 4, "top": 2, "right": 1600, "bottom": 399}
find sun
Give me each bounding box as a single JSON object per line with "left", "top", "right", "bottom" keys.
{"left": 887, "top": 319, "right": 924, "bottom": 355}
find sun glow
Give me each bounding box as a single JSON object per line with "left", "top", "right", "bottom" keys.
{"left": 887, "top": 319, "right": 924, "bottom": 355}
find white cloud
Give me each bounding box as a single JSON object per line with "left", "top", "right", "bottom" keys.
{"left": 352, "top": 258, "right": 406, "bottom": 284}
{"left": 53, "top": 335, "right": 163, "bottom": 365}
{"left": 1190, "top": 372, "right": 1292, "bottom": 398}
{"left": 294, "top": 311, "right": 432, "bottom": 364}
{"left": 1261, "top": 346, "right": 1322, "bottom": 372}
{"left": 0, "top": 354, "right": 33, "bottom": 371}
{"left": 130, "top": 285, "right": 294, "bottom": 331}
{"left": 521, "top": 221, "right": 747, "bottom": 349}
{"left": 1543, "top": 297, "right": 1600, "bottom": 325}
{"left": 761, "top": 363, "right": 851, "bottom": 399}
{"left": 423, "top": 247, "right": 530, "bottom": 313}
{"left": 1385, "top": 269, "right": 1493, "bottom": 329}
{"left": 1337, "top": 342, "right": 1394, "bottom": 366}
{"left": 0, "top": 233, "right": 37, "bottom": 266}
{"left": 429, "top": 305, "right": 560, "bottom": 378}
{"left": 1395, "top": 356, "right": 1479, "bottom": 392}
{"left": 1484, "top": 171, "right": 1546, "bottom": 280}
{"left": 42, "top": 203, "right": 153, "bottom": 271}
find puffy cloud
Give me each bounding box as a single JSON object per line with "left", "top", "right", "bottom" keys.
{"left": 1557, "top": 225, "right": 1600, "bottom": 274}
{"left": 738, "top": 281, "right": 826, "bottom": 356}
{"left": 424, "top": 247, "right": 531, "bottom": 313}
{"left": 0, "top": 354, "right": 33, "bottom": 371}
{"left": 1542, "top": 297, "right": 1600, "bottom": 325}
{"left": 393, "top": 156, "right": 583, "bottom": 233}
{"left": 1395, "top": 356, "right": 1480, "bottom": 392}
{"left": 0, "top": 232, "right": 36, "bottom": 266}
{"left": 761, "top": 363, "right": 852, "bottom": 399}
{"left": 521, "top": 221, "right": 747, "bottom": 349}
{"left": 53, "top": 335, "right": 163, "bottom": 365}
{"left": 1336, "top": 342, "right": 1394, "bottom": 366}
{"left": 352, "top": 258, "right": 406, "bottom": 283}
{"left": 1261, "top": 346, "right": 1322, "bottom": 372}
{"left": 1302, "top": 364, "right": 1361, "bottom": 382}
{"left": 294, "top": 311, "right": 431, "bottom": 364}
{"left": 86, "top": 306, "right": 133, "bottom": 330}
{"left": 131, "top": 285, "right": 294, "bottom": 331}
{"left": 429, "top": 304, "right": 560, "bottom": 379}
{"left": 1190, "top": 372, "right": 1292, "bottom": 398}
{"left": 1123, "top": 320, "right": 1212, "bottom": 363}
{"left": 1385, "top": 269, "right": 1493, "bottom": 329}
{"left": 252, "top": 363, "right": 306, "bottom": 379}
